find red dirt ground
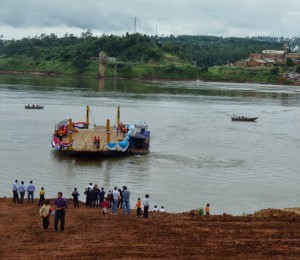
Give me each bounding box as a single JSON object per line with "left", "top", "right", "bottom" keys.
{"left": 1, "top": 198, "right": 300, "bottom": 259}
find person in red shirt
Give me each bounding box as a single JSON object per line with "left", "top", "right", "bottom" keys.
{"left": 93, "top": 136, "right": 97, "bottom": 148}
{"left": 135, "top": 198, "right": 142, "bottom": 217}
{"left": 101, "top": 197, "right": 109, "bottom": 218}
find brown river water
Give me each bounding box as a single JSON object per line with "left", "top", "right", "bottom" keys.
{"left": 1, "top": 75, "right": 300, "bottom": 214}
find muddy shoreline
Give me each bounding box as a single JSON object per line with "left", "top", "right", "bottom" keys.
{"left": 1, "top": 198, "right": 300, "bottom": 259}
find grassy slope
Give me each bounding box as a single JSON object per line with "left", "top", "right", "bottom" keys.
{"left": 0, "top": 54, "right": 292, "bottom": 85}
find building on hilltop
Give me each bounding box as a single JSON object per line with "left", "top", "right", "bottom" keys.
{"left": 234, "top": 43, "right": 300, "bottom": 67}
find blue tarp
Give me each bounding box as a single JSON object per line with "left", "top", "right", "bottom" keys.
{"left": 107, "top": 139, "right": 129, "bottom": 152}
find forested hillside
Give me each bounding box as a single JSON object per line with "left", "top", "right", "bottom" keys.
{"left": 0, "top": 31, "right": 299, "bottom": 82}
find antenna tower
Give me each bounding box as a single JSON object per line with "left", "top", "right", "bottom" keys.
{"left": 134, "top": 17, "right": 137, "bottom": 34}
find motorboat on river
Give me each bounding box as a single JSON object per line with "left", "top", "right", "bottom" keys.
{"left": 51, "top": 106, "right": 150, "bottom": 157}
{"left": 231, "top": 115, "right": 258, "bottom": 122}
{"left": 25, "top": 105, "right": 44, "bottom": 109}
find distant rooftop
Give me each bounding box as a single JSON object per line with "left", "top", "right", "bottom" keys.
{"left": 262, "top": 50, "right": 285, "bottom": 54}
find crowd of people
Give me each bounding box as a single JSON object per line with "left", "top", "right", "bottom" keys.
{"left": 80, "top": 183, "right": 153, "bottom": 218}
{"left": 11, "top": 180, "right": 170, "bottom": 231}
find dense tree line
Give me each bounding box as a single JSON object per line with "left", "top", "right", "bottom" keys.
{"left": 0, "top": 30, "right": 298, "bottom": 71}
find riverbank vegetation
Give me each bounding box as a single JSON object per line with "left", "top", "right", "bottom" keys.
{"left": 0, "top": 31, "right": 299, "bottom": 84}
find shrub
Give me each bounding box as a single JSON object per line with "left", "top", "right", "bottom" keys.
{"left": 198, "top": 208, "right": 204, "bottom": 216}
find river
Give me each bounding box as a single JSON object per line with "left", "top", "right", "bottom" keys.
{"left": 1, "top": 75, "right": 300, "bottom": 214}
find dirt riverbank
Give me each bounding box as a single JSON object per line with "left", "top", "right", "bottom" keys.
{"left": 1, "top": 198, "right": 300, "bottom": 259}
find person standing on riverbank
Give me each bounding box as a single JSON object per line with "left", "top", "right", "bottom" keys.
{"left": 18, "top": 181, "right": 25, "bottom": 203}
{"left": 12, "top": 180, "right": 19, "bottom": 203}
{"left": 101, "top": 197, "right": 109, "bottom": 219}
{"left": 205, "top": 203, "right": 210, "bottom": 216}
{"left": 38, "top": 187, "right": 45, "bottom": 207}
{"left": 54, "top": 192, "right": 67, "bottom": 232}
{"left": 71, "top": 188, "right": 80, "bottom": 207}
{"left": 112, "top": 186, "right": 120, "bottom": 215}
{"left": 122, "top": 186, "right": 130, "bottom": 215}
{"left": 143, "top": 194, "right": 150, "bottom": 218}
{"left": 135, "top": 198, "right": 142, "bottom": 217}
{"left": 99, "top": 187, "right": 105, "bottom": 206}
{"left": 27, "top": 180, "right": 35, "bottom": 203}
{"left": 84, "top": 187, "right": 91, "bottom": 207}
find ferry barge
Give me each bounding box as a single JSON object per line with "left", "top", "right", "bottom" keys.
{"left": 51, "top": 106, "right": 150, "bottom": 157}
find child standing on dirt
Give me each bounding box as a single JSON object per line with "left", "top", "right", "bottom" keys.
{"left": 135, "top": 198, "right": 142, "bottom": 217}
{"left": 101, "top": 197, "right": 109, "bottom": 218}
{"left": 39, "top": 200, "right": 51, "bottom": 230}
{"left": 205, "top": 203, "right": 210, "bottom": 215}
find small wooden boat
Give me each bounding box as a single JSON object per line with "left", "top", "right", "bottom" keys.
{"left": 231, "top": 115, "right": 258, "bottom": 122}
{"left": 25, "top": 105, "right": 44, "bottom": 109}
{"left": 51, "top": 106, "right": 150, "bottom": 157}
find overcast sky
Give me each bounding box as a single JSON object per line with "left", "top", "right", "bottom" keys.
{"left": 1, "top": 0, "right": 300, "bottom": 39}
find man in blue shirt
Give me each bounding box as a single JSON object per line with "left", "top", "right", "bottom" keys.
{"left": 54, "top": 192, "right": 67, "bottom": 232}
{"left": 18, "top": 181, "right": 25, "bottom": 203}
{"left": 122, "top": 186, "right": 130, "bottom": 215}
{"left": 27, "top": 180, "right": 35, "bottom": 203}
{"left": 12, "top": 180, "right": 19, "bottom": 203}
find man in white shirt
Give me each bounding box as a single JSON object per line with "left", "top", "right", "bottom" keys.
{"left": 112, "top": 186, "right": 120, "bottom": 215}
{"left": 143, "top": 194, "right": 150, "bottom": 218}
{"left": 159, "top": 206, "right": 165, "bottom": 213}
{"left": 12, "top": 180, "right": 19, "bottom": 203}
{"left": 86, "top": 183, "right": 93, "bottom": 191}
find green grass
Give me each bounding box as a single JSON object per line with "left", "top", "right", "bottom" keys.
{"left": 200, "top": 65, "right": 282, "bottom": 84}
{"left": 0, "top": 55, "right": 291, "bottom": 85}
